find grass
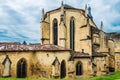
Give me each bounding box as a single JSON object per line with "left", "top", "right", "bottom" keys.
{"left": 87, "top": 72, "right": 120, "bottom": 80}
{"left": 0, "top": 72, "right": 120, "bottom": 80}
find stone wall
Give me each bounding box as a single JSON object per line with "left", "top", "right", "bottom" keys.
{"left": 73, "top": 58, "right": 92, "bottom": 78}
{"left": 0, "top": 51, "right": 33, "bottom": 77}
{"left": 93, "top": 57, "right": 106, "bottom": 76}
{"left": 115, "top": 53, "right": 120, "bottom": 71}
{"left": 42, "top": 9, "right": 97, "bottom": 55}
{"left": 0, "top": 50, "right": 74, "bottom": 78}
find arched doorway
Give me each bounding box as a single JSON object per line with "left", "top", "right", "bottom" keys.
{"left": 60, "top": 60, "right": 66, "bottom": 78}
{"left": 76, "top": 61, "right": 82, "bottom": 76}
{"left": 17, "top": 58, "right": 27, "bottom": 78}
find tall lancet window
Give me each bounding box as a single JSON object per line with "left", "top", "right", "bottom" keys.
{"left": 53, "top": 19, "right": 58, "bottom": 45}
{"left": 70, "top": 17, "right": 75, "bottom": 50}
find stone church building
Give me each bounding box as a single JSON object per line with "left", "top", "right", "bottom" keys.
{"left": 0, "top": 2, "right": 120, "bottom": 78}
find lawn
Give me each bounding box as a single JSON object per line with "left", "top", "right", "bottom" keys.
{"left": 87, "top": 72, "right": 120, "bottom": 80}
{"left": 0, "top": 72, "right": 120, "bottom": 80}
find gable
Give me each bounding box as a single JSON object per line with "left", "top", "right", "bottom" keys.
{"left": 2, "top": 55, "right": 12, "bottom": 65}
{"left": 52, "top": 57, "right": 60, "bottom": 65}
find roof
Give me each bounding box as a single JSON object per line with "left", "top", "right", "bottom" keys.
{"left": 0, "top": 42, "right": 21, "bottom": 45}
{"left": 0, "top": 43, "right": 71, "bottom": 52}
{"left": 30, "top": 44, "right": 71, "bottom": 51}
{"left": 71, "top": 51, "right": 106, "bottom": 58}
{"left": 0, "top": 42, "right": 107, "bottom": 57}
{"left": 92, "top": 52, "right": 107, "bottom": 57}
{"left": 63, "top": 4, "right": 76, "bottom": 9}
{"left": 71, "top": 51, "right": 90, "bottom": 58}
{"left": 46, "top": 4, "right": 84, "bottom": 13}
{"left": 107, "top": 32, "right": 120, "bottom": 40}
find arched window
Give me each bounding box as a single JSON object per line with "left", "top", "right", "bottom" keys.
{"left": 53, "top": 19, "right": 58, "bottom": 45}
{"left": 70, "top": 17, "right": 75, "bottom": 50}
{"left": 60, "top": 60, "right": 66, "bottom": 78}
{"left": 76, "top": 61, "right": 82, "bottom": 76}
{"left": 17, "top": 58, "right": 27, "bottom": 78}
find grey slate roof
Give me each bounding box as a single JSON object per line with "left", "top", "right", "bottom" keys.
{"left": 47, "top": 4, "right": 84, "bottom": 13}
{"left": 107, "top": 32, "right": 120, "bottom": 40}
{"left": 63, "top": 4, "right": 76, "bottom": 9}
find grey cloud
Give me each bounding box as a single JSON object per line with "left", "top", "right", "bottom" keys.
{"left": 0, "top": 0, "right": 120, "bottom": 43}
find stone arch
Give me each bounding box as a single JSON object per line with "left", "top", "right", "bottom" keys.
{"left": 60, "top": 60, "right": 66, "bottom": 78}
{"left": 70, "top": 17, "right": 75, "bottom": 50}
{"left": 17, "top": 58, "right": 27, "bottom": 78}
{"left": 76, "top": 61, "right": 82, "bottom": 76}
{"left": 53, "top": 18, "right": 58, "bottom": 45}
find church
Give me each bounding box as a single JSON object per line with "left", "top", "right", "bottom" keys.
{"left": 0, "top": 1, "right": 120, "bottom": 78}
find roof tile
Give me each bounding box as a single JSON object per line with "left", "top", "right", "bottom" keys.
{"left": 0, "top": 43, "right": 70, "bottom": 52}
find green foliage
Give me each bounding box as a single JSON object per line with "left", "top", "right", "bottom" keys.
{"left": 0, "top": 72, "right": 120, "bottom": 80}
{"left": 87, "top": 72, "right": 120, "bottom": 80}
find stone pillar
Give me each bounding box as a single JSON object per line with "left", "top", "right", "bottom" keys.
{"left": 58, "top": 22, "right": 66, "bottom": 47}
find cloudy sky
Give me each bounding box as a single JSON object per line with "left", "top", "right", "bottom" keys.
{"left": 0, "top": 0, "right": 120, "bottom": 43}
